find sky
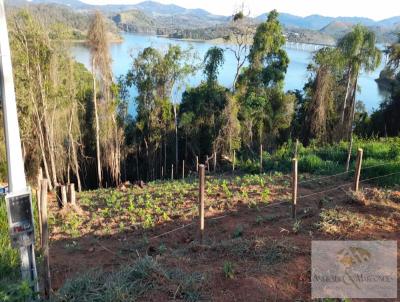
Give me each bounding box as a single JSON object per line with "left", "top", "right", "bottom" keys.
{"left": 80, "top": 0, "right": 399, "bottom": 20}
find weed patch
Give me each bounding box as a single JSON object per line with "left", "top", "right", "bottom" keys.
{"left": 52, "top": 256, "right": 205, "bottom": 302}
{"left": 317, "top": 207, "right": 366, "bottom": 235}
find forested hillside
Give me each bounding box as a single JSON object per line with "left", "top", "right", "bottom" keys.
{"left": 5, "top": 2, "right": 120, "bottom": 40}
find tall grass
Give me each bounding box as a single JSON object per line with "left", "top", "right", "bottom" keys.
{"left": 238, "top": 137, "right": 400, "bottom": 186}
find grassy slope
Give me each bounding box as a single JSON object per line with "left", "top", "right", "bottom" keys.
{"left": 49, "top": 173, "right": 400, "bottom": 301}
{"left": 0, "top": 138, "right": 399, "bottom": 300}
{"left": 240, "top": 137, "right": 400, "bottom": 186}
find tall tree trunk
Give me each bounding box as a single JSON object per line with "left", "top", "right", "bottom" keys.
{"left": 174, "top": 104, "right": 178, "bottom": 176}
{"left": 37, "top": 62, "right": 58, "bottom": 187}
{"left": 43, "top": 115, "right": 57, "bottom": 187}
{"left": 71, "top": 137, "right": 82, "bottom": 192}
{"left": 36, "top": 116, "right": 52, "bottom": 190}
{"left": 345, "top": 134, "right": 354, "bottom": 172}
{"left": 17, "top": 24, "right": 52, "bottom": 189}
{"left": 68, "top": 105, "right": 82, "bottom": 192}
{"left": 114, "top": 118, "right": 121, "bottom": 186}
{"left": 92, "top": 63, "right": 102, "bottom": 188}
{"left": 48, "top": 105, "right": 58, "bottom": 186}
{"left": 340, "top": 66, "right": 352, "bottom": 126}
{"left": 144, "top": 138, "right": 149, "bottom": 181}
{"left": 163, "top": 140, "right": 166, "bottom": 179}
{"left": 30, "top": 88, "right": 52, "bottom": 190}
{"left": 232, "top": 65, "right": 240, "bottom": 92}
{"left": 345, "top": 77, "right": 358, "bottom": 172}
{"left": 136, "top": 145, "right": 139, "bottom": 180}
{"left": 185, "top": 134, "right": 187, "bottom": 160}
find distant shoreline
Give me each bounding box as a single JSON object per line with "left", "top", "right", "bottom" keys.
{"left": 122, "top": 32, "right": 337, "bottom": 48}
{"left": 67, "top": 33, "right": 124, "bottom": 44}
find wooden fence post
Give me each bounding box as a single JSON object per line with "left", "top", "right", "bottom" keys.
{"left": 61, "top": 185, "right": 67, "bottom": 207}
{"left": 171, "top": 164, "right": 174, "bottom": 180}
{"left": 292, "top": 158, "right": 298, "bottom": 219}
{"left": 196, "top": 156, "right": 199, "bottom": 172}
{"left": 213, "top": 152, "right": 217, "bottom": 172}
{"left": 260, "top": 144, "right": 263, "bottom": 174}
{"left": 233, "top": 150, "right": 236, "bottom": 172}
{"left": 40, "top": 179, "right": 51, "bottom": 299}
{"left": 67, "top": 183, "right": 76, "bottom": 205}
{"left": 198, "top": 164, "right": 205, "bottom": 242}
{"left": 182, "top": 160, "right": 185, "bottom": 180}
{"left": 353, "top": 148, "right": 363, "bottom": 192}
{"left": 161, "top": 166, "right": 164, "bottom": 179}
{"left": 56, "top": 186, "right": 63, "bottom": 209}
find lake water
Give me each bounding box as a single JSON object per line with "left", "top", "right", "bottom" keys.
{"left": 71, "top": 33, "right": 387, "bottom": 115}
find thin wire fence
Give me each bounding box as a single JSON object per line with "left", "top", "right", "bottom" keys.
{"left": 298, "top": 161, "right": 395, "bottom": 185}
{"left": 149, "top": 151, "right": 398, "bottom": 240}
{"left": 298, "top": 168, "right": 400, "bottom": 200}
{"left": 359, "top": 171, "right": 400, "bottom": 184}
{"left": 298, "top": 183, "right": 352, "bottom": 200}
{"left": 149, "top": 200, "right": 290, "bottom": 240}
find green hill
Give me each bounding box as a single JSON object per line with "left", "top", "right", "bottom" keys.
{"left": 5, "top": 3, "right": 121, "bottom": 41}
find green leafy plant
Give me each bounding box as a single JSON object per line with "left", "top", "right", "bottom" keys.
{"left": 292, "top": 219, "right": 301, "bottom": 234}
{"left": 222, "top": 261, "right": 235, "bottom": 279}
{"left": 261, "top": 188, "right": 270, "bottom": 203}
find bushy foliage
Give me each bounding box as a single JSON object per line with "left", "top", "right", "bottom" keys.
{"left": 180, "top": 82, "right": 229, "bottom": 156}
{"left": 238, "top": 137, "right": 400, "bottom": 186}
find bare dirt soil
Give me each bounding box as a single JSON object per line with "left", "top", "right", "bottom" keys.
{"left": 47, "top": 175, "right": 400, "bottom": 301}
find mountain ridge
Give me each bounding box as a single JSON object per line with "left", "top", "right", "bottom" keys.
{"left": 6, "top": 0, "right": 400, "bottom": 44}
{"left": 11, "top": 0, "right": 399, "bottom": 28}
{"left": 256, "top": 12, "right": 399, "bottom": 30}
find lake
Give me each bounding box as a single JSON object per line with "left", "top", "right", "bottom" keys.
{"left": 71, "top": 33, "right": 387, "bottom": 115}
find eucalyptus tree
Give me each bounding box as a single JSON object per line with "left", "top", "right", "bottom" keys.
{"left": 214, "top": 94, "right": 241, "bottom": 157}
{"left": 338, "top": 25, "right": 381, "bottom": 131}
{"left": 164, "top": 46, "right": 197, "bottom": 173}
{"left": 10, "top": 10, "right": 76, "bottom": 188}
{"left": 66, "top": 58, "right": 82, "bottom": 191}
{"left": 9, "top": 10, "right": 91, "bottom": 188}
{"left": 366, "top": 35, "right": 400, "bottom": 137}
{"left": 387, "top": 34, "right": 400, "bottom": 73}
{"left": 225, "top": 9, "right": 255, "bottom": 90}
{"left": 337, "top": 25, "right": 381, "bottom": 170}
{"left": 236, "top": 10, "right": 292, "bottom": 151}
{"left": 179, "top": 47, "right": 228, "bottom": 159}
{"left": 245, "top": 10, "right": 289, "bottom": 91}
{"left": 203, "top": 47, "right": 224, "bottom": 86}
{"left": 10, "top": 10, "right": 54, "bottom": 187}
{"left": 126, "top": 45, "right": 196, "bottom": 179}
{"left": 87, "top": 11, "right": 113, "bottom": 187}
{"left": 304, "top": 47, "right": 345, "bottom": 144}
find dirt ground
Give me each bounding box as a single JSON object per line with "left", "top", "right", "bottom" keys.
{"left": 47, "top": 177, "right": 400, "bottom": 301}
